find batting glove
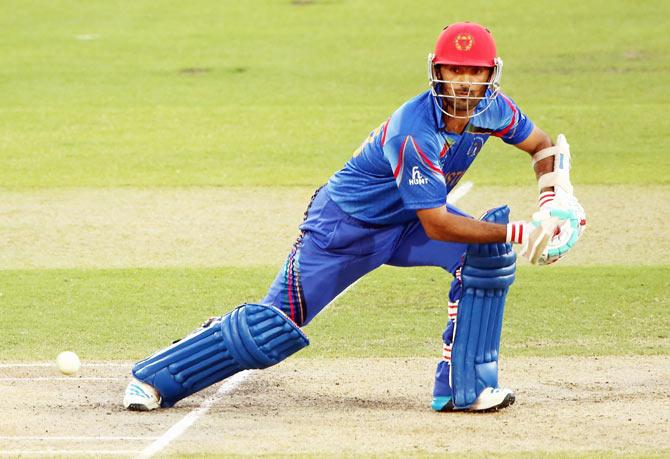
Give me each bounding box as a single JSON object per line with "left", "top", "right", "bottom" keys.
{"left": 537, "top": 189, "right": 587, "bottom": 237}
{"left": 507, "top": 216, "right": 557, "bottom": 265}
{"left": 536, "top": 189, "right": 586, "bottom": 263}
{"left": 508, "top": 207, "right": 581, "bottom": 265}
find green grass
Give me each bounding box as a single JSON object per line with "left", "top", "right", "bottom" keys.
{"left": 1, "top": 265, "right": 667, "bottom": 360}
{"left": 1, "top": 0, "right": 668, "bottom": 189}
{"left": 0, "top": 2, "right": 667, "bottom": 456}
{"left": 1, "top": 0, "right": 668, "bottom": 365}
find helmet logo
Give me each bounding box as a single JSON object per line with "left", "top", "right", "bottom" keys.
{"left": 454, "top": 33, "right": 474, "bottom": 51}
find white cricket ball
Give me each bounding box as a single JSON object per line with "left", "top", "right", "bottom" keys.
{"left": 56, "top": 351, "right": 81, "bottom": 375}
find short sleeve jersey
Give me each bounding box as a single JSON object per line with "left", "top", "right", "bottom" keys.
{"left": 326, "top": 89, "right": 534, "bottom": 225}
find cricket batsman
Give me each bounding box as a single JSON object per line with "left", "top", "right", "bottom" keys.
{"left": 123, "top": 22, "right": 586, "bottom": 412}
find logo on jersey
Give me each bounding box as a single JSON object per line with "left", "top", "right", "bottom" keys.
{"left": 466, "top": 136, "right": 485, "bottom": 158}
{"left": 454, "top": 33, "right": 474, "bottom": 51}
{"left": 445, "top": 171, "right": 465, "bottom": 188}
{"left": 409, "top": 166, "right": 429, "bottom": 186}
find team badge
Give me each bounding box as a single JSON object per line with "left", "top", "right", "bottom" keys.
{"left": 454, "top": 33, "right": 474, "bottom": 51}
{"left": 467, "top": 136, "right": 484, "bottom": 158}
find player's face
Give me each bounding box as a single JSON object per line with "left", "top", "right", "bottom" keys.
{"left": 437, "top": 65, "right": 492, "bottom": 115}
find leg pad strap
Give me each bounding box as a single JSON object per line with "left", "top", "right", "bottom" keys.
{"left": 132, "top": 303, "right": 309, "bottom": 407}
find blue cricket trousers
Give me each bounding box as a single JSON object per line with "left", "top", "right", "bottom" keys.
{"left": 263, "top": 186, "right": 469, "bottom": 326}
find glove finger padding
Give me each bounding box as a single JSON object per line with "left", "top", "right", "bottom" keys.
{"left": 536, "top": 208, "right": 581, "bottom": 265}
{"left": 518, "top": 220, "right": 548, "bottom": 264}
{"left": 540, "top": 190, "right": 587, "bottom": 234}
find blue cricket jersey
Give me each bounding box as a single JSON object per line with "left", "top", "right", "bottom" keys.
{"left": 326, "top": 89, "right": 534, "bottom": 225}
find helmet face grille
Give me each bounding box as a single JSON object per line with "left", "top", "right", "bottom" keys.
{"left": 427, "top": 54, "right": 503, "bottom": 120}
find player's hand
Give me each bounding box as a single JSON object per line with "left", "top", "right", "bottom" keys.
{"left": 534, "top": 190, "right": 587, "bottom": 265}
{"left": 537, "top": 190, "right": 586, "bottom": 233}
{"left": 508, "top": 208, "right": 581, "bottom": 265}
{"left": 507, "top": 217, "right": 559, "bottom": 265}
{"left": 534, "top": 207, "right": 581, "bottom": 265}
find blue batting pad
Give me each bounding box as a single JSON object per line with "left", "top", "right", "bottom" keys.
{"left": 132, "top": 303, "right": 309, "bottom": 407}
{"left": 451, "top": 206, "right": 516, "bottom": 408}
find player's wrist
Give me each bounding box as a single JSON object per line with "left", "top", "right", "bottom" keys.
{"left": 506, "top": 221, "right": 527, "bottom": 245}
{"left": 538, "top": 191, "right": 555, "bottom": 209}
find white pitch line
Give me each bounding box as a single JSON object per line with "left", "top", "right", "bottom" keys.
{"left": 1, "top": 437, "right": 151, "bottom": 443}
{"left": 2, "top": 183, "right": 475, "bottom": 457}
{"left": 0, "top": 377, "right": 123, "bottom": 382}
{"left": 0, "top": 362, "right": 131, "bottom": 368}
{"left": 137, "top": 371, "right": 252, "bottom": 459}
{"left": 0, "top": 363, "right": 54, "bottom": 368}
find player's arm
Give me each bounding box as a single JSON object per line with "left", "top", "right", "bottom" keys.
{"left": 417, "top": 207, "right": 505, "bottom": 243}
{"left": 492, "top": 96, "right": 556, "bottom": 194}
{"left": 512, "top": 125, "right": 554, "bottom": 193}
{"left": 513, "top": 126, "right": 587, "bottom": 264}
{"left": 417, "top": 206, "right": 557, "bottom": 264}
{"left": 493, "top": 96, "right": 585, "bottom": 264}
{"left": 386, "top": 134, "right": 508, "bottom": 244}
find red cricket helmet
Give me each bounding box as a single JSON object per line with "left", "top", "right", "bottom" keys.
{"left": 427, "top": 22, "right": 503, "bottom": 119}
{"left": 433, "top": 22, "right": 498, "bottom": 67}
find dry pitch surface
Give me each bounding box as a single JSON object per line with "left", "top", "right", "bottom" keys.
{"left": 1, "top": 185, "right": 669, "bottom": 457}
{"left": 2, "top": 356, "right": 669, "bottom": 457}
{"left": 1, "top": 185, "right": 669, "bottom": 268}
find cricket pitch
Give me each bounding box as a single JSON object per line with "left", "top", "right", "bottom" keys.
{"left": 1, "top": 356, "right": 669, "bottom": 457}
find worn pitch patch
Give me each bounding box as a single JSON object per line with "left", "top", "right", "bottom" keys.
{"left": 0, "top": 185, "right": 667, "bottom": 268}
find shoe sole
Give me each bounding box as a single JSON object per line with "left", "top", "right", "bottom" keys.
{"left": 434, "top": 393, "right": 516, "bottom": 413}
{"left": 126, "top": 403, "right": 153, "bottom": 412}
{"left": 474, "top": 393, "right": 515, "bottom": 413}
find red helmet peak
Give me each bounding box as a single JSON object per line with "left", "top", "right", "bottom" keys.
{"left": 433, "top": 22, "right": 497, "bottom": 67}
